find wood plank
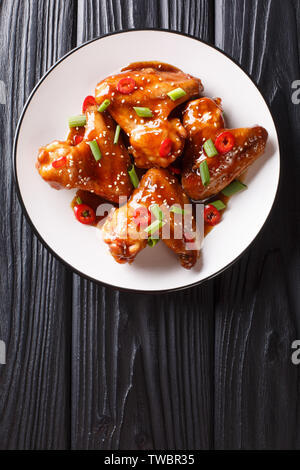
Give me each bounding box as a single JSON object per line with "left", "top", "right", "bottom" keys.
{"left": 0, "top": 0, "right": 75, "bottom": 449}
{"left": 214, "top": 0, "right": 300, "bottom": 449}
{"left": 72, "top": 0, "right": 215, "bottom": 450}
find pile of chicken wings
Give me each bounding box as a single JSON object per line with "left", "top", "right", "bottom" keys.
{"left": 37, "top": 62, "right": 268, "bottom": 269}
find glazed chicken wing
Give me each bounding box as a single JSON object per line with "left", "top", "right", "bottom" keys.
{"left": 95, "top": 62, "right": 203, "bottom": 169}
{"left": 37, "top": 105, "right": 133, "bottom": 203}
{"left": 181, "top": 97, "right": 268, "bottom": 200}
{"left": 102, "top": 168, "right": 201, "bottom": 269}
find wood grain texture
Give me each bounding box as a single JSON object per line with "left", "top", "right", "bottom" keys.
{"left": 214, "top": 0, "right": 300, "bottom": 449}
{"left": 0, "top": 0, "right": 75, "bottom": 449}
{"left": 72, "top": 0, "right": 215, "bottom": 450}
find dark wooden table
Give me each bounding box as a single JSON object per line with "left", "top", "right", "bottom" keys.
{"left": 0, "top": 0, "right": 299, "bottom": 450}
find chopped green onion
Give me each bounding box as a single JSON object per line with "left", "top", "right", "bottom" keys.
{"left": 221, "top": 180, "right": 247, "bottom": 197}
{"left": 167, "top": 87, "right": 187, "bottom": 101}
{"left": 211, "top": 200, "right": 226, "bottom": 211}
{"left": 203, "top": 138, "right": 218, "bottom": 157}
{"left": 98, "top": 99, "right": 110, "bottom": 113}
{"left": 76, "top": 196, "right": 83, "bottom": 205}
{"left": 150, "top": 204, "right": 163, "bottom": 221}
{"left": 144, "top": 219, "right": 166, "bottom": 235}
{"left": 147, "top": 238, "right": 159, "bottom": 248}
{"left": 133, "top": 107, "right": 153, "bottom": 118}
{"left": 68, "top": 115, "right": 86, "bottom": 128}
{"left": 200, "top": 160, "right": 210, "bottom": 186}
{"left": 170, "top": 205, "right": 185, "bottom": 215}
{"left": 88, "top": 140, "right": 102, "bottom": 161}
{"left": 128, "top": 165, "right": 139, "bottom": 188}
{"left": 114, "top": 125, "right": 121, "bottom": 144}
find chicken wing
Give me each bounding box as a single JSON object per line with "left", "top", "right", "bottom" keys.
{"left": 37, "top": 105, "right": 133, "bottom": 203}
{"left": 181, "top": 97, "right": 268, "bottom": 200}
{"left": 95, "top": 62, "right": 203, "bottom": 169}
{"left": 102, "top": 168, "right": 201, "bottom": 269}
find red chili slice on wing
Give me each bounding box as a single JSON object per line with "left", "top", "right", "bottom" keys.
{"left": 117, "top": 77, "right": 136, "bottom": 94}
{"left": 82, "top": 95, "right": 96, "bottom": 113}
{"left": 134, "top": 207, "right": 151, "bottom": 229}
{"left": 214, "top": 131, "right": 235, "bottom": 154}
{"left": 159, "top": 138, "right": 173, "bottom": 158}
{"left": 74, "top": 135, "right": 83, "bottom": 145}
{"left": 74, "top": 204, "right": 96, "bottom": 225}
{"left": 204, "top": 204, "right": 221, "bottom": 226}
{"left": 52, "top": 156, "right": 67, "bottom": 169}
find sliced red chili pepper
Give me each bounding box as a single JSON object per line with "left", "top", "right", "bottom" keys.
{"left": 204, "top": 204, "right": 221, "bottom": 226}
{"left": 169, "top": 165, "right": 181, "bottom": 175}
{"left": 74, "top": 134, "right": 83, "bottom": 145}
{"left": 82, "top": 95, "right": 96, "bottom": 113}
{"left": 215, "top": 131, "right": 235, "bottom": 154}
{"left": 74, "top": 204, "right": 96, "bottom": 225}
{"left": 159, "top": 138, "right": 173, "bottom": 158}
{"left": 117, "top": 77, "right": 136, "bottom": 94}
{"left": 134, "top": 207, "right": 151, "bottom": 229}
{"left": 52, "top": 156, "right": 67, "bottom": 169}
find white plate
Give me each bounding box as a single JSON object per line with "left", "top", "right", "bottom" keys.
{"left": 14, "top": 30, "right": 280, "bottom": 293}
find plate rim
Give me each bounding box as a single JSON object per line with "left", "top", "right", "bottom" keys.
{"left": 13, "top": 28, "right": 281, "bottom": 294}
